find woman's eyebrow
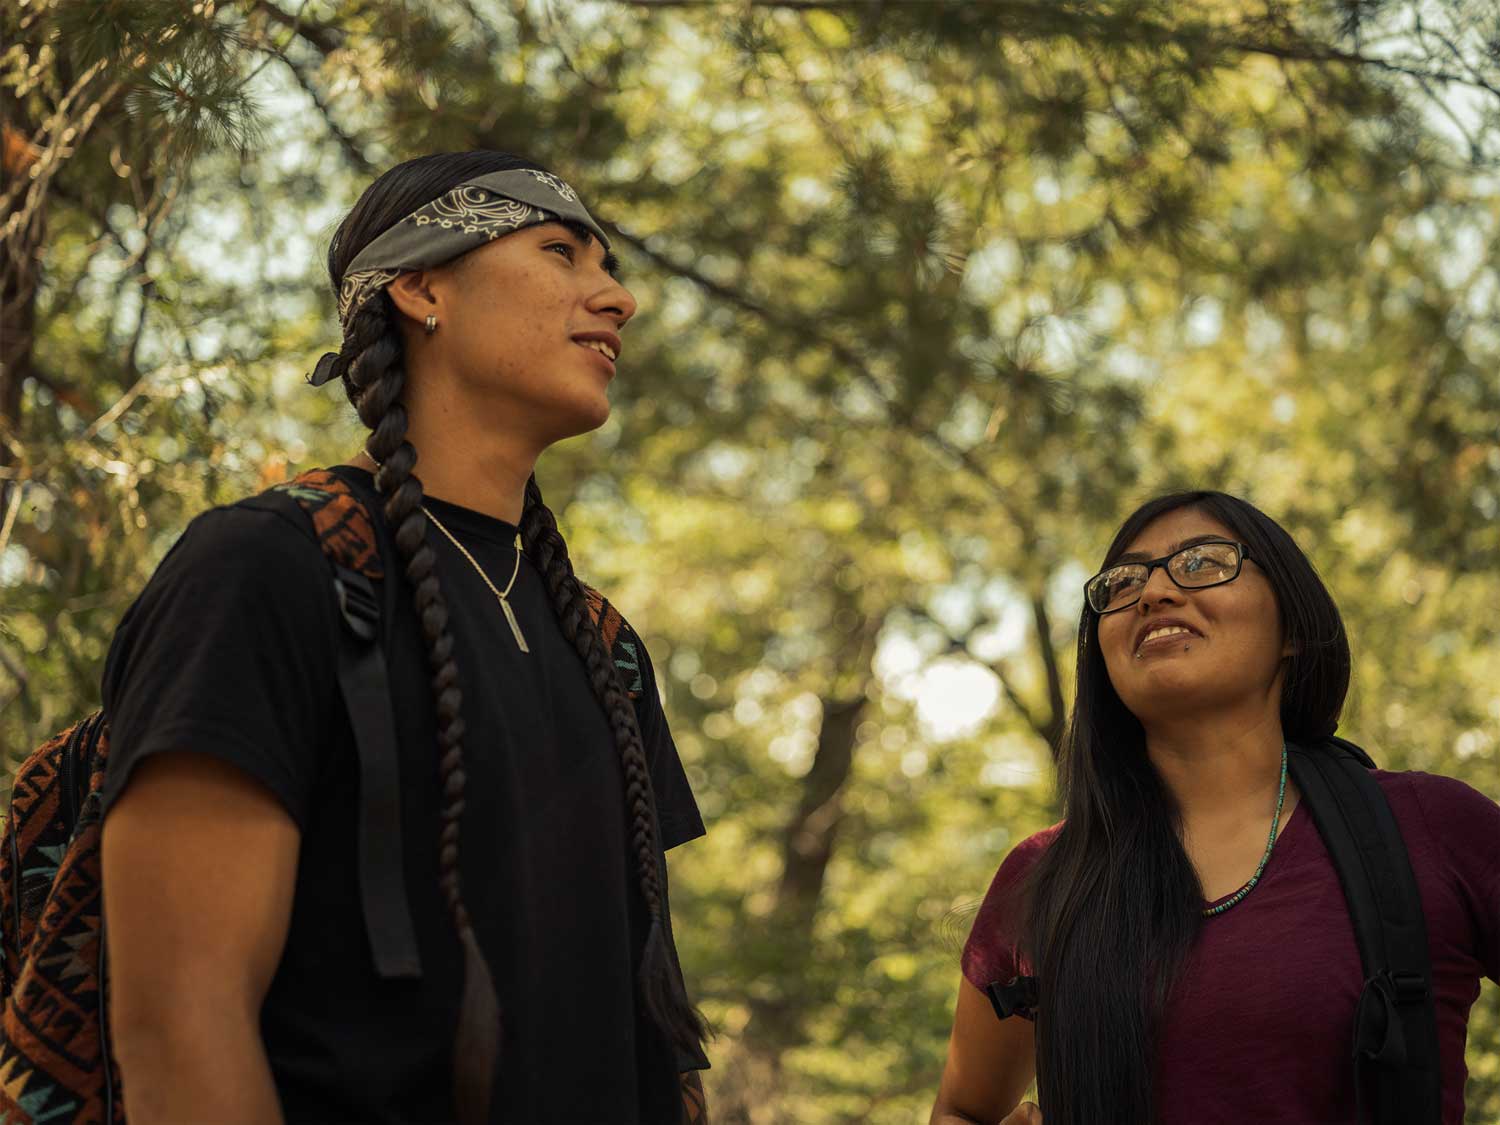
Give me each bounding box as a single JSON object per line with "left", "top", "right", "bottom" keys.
{"left": 1115, "top": 534, "right": 1228, "bottom": 563}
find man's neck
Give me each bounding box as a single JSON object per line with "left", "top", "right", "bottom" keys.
{"left": 347, "top": 427, "right": 539, "bottom": 526}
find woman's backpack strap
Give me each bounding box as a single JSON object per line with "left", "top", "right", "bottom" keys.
{"left": 255, "top": 469, "right": 422, "bottom": 981}
{"left": 1287, "top": 738, "right": 1442, "bottom": 1125}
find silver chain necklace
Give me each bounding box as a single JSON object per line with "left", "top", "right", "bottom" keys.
{"left": 421, "top": 504, "right": 530, "bottom": 654}
{"left": 362, "top": 451, "right": 530, "bottom": 653}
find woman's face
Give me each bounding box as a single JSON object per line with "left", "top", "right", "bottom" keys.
{"left": 1096, "top": 507, "right": 1289, "bottom": 727}
{"left": 413, "top": 221, "right": 637, "bottom": 446}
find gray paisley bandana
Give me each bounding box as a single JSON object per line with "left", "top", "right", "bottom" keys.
{"left": 309, "top": 168, "right": 610, "bottom": 386}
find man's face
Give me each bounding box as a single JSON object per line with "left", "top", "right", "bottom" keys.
{"left": 420, "top": 222, "right": 635, "bottom": 447}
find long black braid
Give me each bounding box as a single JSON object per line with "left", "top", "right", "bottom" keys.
{"left": 324, "top": 152, "right": 705, "bottom": 1121}
{"left": 329, "top": 289, "right": 498, "bottom": 1124}
{"left": 521, "top": 476, "right": 707, "bottom": 1053}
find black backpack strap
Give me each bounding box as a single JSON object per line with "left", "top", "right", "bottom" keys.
{"left": 1286, "top": 740, "right": 1441, "bottom": 1125}
{"left": 257, "top": 471, "right": 423, "bottom": 981}
{"left": 333, "top": 567, "right": 423, "bottom": 979}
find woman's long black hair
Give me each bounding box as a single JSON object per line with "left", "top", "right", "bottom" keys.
{"left": 324, "top": 152, "right": 705, "bottom": 1124}
{"left": 1022, "top": 490, "right": 1350, "bottom": 1124}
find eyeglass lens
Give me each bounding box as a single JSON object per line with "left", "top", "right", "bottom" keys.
{"left": 1088, "top": 542, "right": 1242, "bottom": 612}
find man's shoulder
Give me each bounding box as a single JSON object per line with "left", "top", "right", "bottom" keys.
{"left": 242, "top": 466, "right": 384, "bottom": 576}
{"left": 173, "top": 498, "right": 319, "bottom": 568}
{"left": 149, "top": 467, "right": 377, "bottom": 595}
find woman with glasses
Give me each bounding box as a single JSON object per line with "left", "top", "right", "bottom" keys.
{"left": 929, "top": 491, "right": 1499, "bottom": 1125}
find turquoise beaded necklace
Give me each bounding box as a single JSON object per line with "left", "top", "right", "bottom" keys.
{"left": 1201, "top": 742, "right": 1288, "bottom": 918}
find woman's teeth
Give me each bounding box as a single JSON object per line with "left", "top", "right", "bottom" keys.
{"left": 580, "top": 339, "right": 617, "bottom": 361}
{"left": 1140, "top": 625, "right": 1193, "bottom": 649}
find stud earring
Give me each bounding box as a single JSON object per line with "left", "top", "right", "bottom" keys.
{"left": 424, "top": 314, "right": 438, "bottom": 335}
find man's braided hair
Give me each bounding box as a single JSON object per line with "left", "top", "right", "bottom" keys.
{"left": 324, "top": 151, "right": 705, "bottom": 1124}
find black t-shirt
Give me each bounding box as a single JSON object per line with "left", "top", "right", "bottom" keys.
{"left": 100, "top": 466, "right": 706, "bottom": 1124}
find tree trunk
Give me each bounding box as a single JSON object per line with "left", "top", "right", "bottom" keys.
{"left": 714, "top": 694, "right": 868, "bottom": 1124}
{"left": 754, "top": 691, "right": 866, "bottom": 1037}
{"left": 1030, "top": 592, "right": 1067, "bottom": 756}
{"left": 1, "top": 118, "right": 42, "bottom": 475}
{"left": 715, "top": 600, "right": 882, "bottom": 1122}
{"left": 0, "top": 255, "right": 37, "bottom": 469}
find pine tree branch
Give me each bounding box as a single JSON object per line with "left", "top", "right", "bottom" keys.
{"left": 611, "top": 1, "right": 1500, "bottom": 100}
{"left": 81, "top": 370, "right": 155, "bottom": 443}
{"left": 0, "top": 636, "right": 34, "bottom": 728}
{"left": 908, "top": 604, "right": 1057, "bottom": 748}
{"left": 248, "top": 0, "right": 377, "bottom": 172}
{"left": 271, "top": 51, "right": 376, "bottom": 174}
{"left": 27, "top": 366, "right": 99, "bottom": 416}
{"left": 539, "top": 0, "right": 610, "bottom": 91}
{"left": 1407, "top": 19, "right": 1500, "bottom": 103}
{"left": 606, "top": 224, "right": 772, "bottom": 318}
{"left": 2, "top": 60, "right": 119, "bottom": 239}
{"left": 0, "top": 469, "right": 23, "bottom": 561}
{"left": 1029, "top": 592, "right": 1066, "bottom": 754}
{"left": 993, "top": 662, "right": 1044, "bottom": 744}
{"left": 248, "top": 0, "right": 344, "bottom": 56}
{"left": 1219, "top": 34, "right": 1500, "bottom": 101}
{"left": 606, "top": 223, "right": 1028, "bottom": 524}
{"left": 119, "top": 276, "right": 154, "bottom": 386}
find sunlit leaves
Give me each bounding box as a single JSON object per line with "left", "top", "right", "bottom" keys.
{"left": 4, "top": 1, "right": 1498, "bottom": 1120}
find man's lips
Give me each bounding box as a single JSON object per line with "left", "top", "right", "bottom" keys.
{"left": 571, "top": 330, "right": 622, "bottom": 364}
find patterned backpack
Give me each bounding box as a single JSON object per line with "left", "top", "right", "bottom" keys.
{"left": 0, "top": 470, "right": 644, "bottom": 1122}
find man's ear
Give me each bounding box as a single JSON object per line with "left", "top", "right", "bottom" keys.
{"left": 385, "top": 271, "right": 439, "bottom": 328}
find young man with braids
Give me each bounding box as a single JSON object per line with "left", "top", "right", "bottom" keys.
{"left": 99, "top": 153, "right": 711, "bottom": 1124}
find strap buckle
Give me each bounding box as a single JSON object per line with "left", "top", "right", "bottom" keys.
{"left": 986, "top": 975, "right": 1039, "bottom": 1022}
{"left": 1389, "top": 970, "right": 1429, "bottom": 1005}
{"left": 334, "top": 570, "right": 379, "bottom": 641}
{"left": 1355, "top": 970, "right": 1429, "bottom": 1067}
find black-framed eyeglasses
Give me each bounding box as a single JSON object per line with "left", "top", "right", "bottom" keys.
{"left": 1084, "top": 540, "right": 1252, "bottom": 615}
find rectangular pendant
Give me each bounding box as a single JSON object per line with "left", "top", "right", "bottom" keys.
{"left": 500, "top": 597, "right": 530, "bottom": 654}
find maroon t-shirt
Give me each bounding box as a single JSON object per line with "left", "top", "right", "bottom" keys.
{"left": 962, "top": 770, "right": 1500, "bottom": 1124}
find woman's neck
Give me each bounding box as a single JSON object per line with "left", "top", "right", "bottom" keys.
{"left": 1145, "top": 707, "right": 1288, "bottom": 824}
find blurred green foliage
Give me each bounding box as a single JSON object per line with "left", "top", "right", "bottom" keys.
{"left": 3, "top": 1, "right": 1497, "bottom": 1121}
